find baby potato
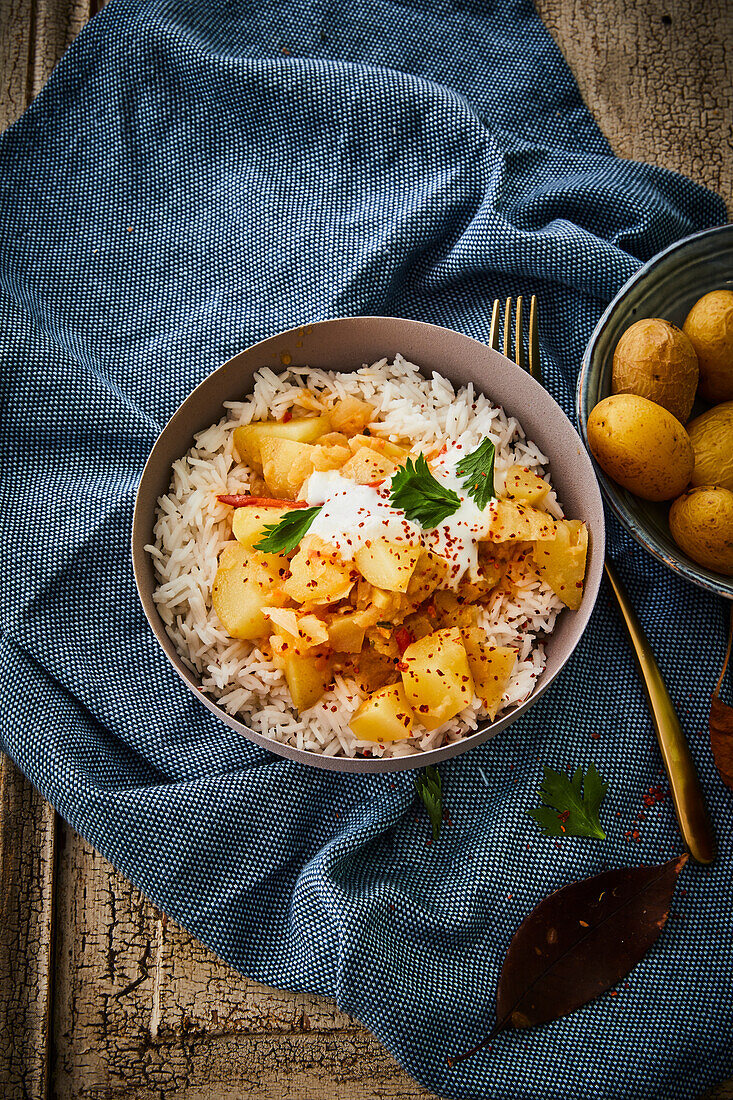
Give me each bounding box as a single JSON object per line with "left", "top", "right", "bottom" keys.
{"left": 687, "top": 401, "right": 733, "bottom": 491}
{"left": 586, "top": 394, "right": 694, "bottom": 501}
{"left": 669, "top": 486, "right": 733, "bottom": 576}
{"left": 612, "top": 318, "right": 698, "bottom": 422}
{"left": 683, "top": 290, "right": 733, "bottom": 403}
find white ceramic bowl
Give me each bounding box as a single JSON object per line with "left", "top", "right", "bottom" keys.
{"left": 133, "top": 316, "right": 605, "bottom": 772}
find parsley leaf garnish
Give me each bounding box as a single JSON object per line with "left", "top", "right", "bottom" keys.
{"left": 389, "top": 454, "right": 460, "bottom": 529}
{"left": 253, "top": 506, "right": 322, "bottom": 554}
{"left": 455, "top": 437, "right": 496, "bottom": 510}
{"left": 528, "top": 763, "right": 608, "bottom": 839}
{"left": 415, "top": 765, "right": 444, "bottom": 840}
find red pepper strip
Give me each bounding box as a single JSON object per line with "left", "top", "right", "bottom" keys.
{"left": 395, "top": 626, "right": 415, "bottom": 655}
{"left": 217, "top": 495, "right": 309, "bottom": 508}
{"left": 282, "top": 410, "right": 293, "bottom": 422}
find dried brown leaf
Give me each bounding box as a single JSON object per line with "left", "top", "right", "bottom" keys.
{"left": 449, "top": 855, "right": 687, "bottom": 1065}
{"left": 710, "top": 605, "right": 733, "bottom": 791}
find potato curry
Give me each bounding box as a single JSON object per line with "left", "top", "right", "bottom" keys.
{"left": 212, "top": 393, "right": 588, "bottom": 742}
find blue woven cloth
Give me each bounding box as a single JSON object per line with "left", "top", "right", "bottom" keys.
{"left": 1, "top": 1, "right": 730, "bottom": 1096}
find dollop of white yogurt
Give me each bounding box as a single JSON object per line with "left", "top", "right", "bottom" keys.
{"left": 303, "top": 444, "right": 496, "bottom": 587}
{"left": 304, "top": 470, "right": 421, "bottom": 556}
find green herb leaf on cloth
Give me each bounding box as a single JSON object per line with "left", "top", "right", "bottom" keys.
{"left": 254, "top": 506, "right": 322, "bottom": 554}
{"left": 415, "top": 765, "right": 443, "bottom": 840}
{"left": 455, "top": 437, "right": 496, "bottom": 509}
{"left": 528, "top": 763, "right": 608, "bottom": 839}
{"left": 389, "top": 454, "right": 460, "bottom": 529}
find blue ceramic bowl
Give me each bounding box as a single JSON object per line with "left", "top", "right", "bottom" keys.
{"left": 578, "top": 224, "right": 733, "bottom": 600}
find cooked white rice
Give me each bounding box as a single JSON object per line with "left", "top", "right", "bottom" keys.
{"left": 146, "top": 355, "right": 564, "bottom": 758}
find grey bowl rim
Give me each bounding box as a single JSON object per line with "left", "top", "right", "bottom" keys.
{"left": 577, "top": 223, "right": 733, "bottom": 601}
{"left": 132, "top": 315, "right": 606, "bottom": 773}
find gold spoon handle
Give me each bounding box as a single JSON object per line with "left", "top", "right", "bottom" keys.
{"left": 604, "top": 558, "right": 716, "bottom": 864}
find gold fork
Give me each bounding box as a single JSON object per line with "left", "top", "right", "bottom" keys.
{"left": 492, "top": 296, "right": 715, "bottom": 865}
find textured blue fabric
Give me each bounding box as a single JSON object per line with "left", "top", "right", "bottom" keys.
{"left": 0, "top": 1, "right": 730, "bottom": 1096}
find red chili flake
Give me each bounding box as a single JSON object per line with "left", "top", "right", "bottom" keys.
{"left": 395, "top": 627, "right": 414, "bottom": 655}
{"left": 282, "top": 410, "right": 293, "bottom": 422}
{"left": 642, "top": 785, "right": 666, "bottom": 807}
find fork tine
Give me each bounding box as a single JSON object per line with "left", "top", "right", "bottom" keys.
{"left": 489, "top": 299, "right": 501, "bottom": 350}
{"left": 515, "top": 296, "right": 526, "bottom": 371}
{"left": 528, "top": 294, "right": 543, "bottom": 386}
{"left": 503, "top": 297, "right": 512, "bottom": 360}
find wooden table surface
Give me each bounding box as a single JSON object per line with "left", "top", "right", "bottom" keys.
{"left": 1, "top": 1, "right": 731, "bottom": 1097}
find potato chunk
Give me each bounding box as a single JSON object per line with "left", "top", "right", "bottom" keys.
{"left": 354, "top": 538, "right": 420, "bottom": 593}
{"left": 460, "top": 628, "right": 516, "bottom": 719}
{"left": 370, "top": 587, "right": 402, "bottom": 616}
{"left": 260, "top": 439, "right": 317, "bottom": 500}
{"left": 340, "top": 447, "right": 397, "bottom": 484}
{"left": 433, "top": 590, "right": 477, "bottom": 628}
{"left": 328, "top": 395, "right": 374, "bottom": 435}
{"left": 406, "top": 549, "right": 451, "bottom": 602}
{"left": 283, "top": 537, "right": 356, "bottom": 606}
{"left": 232, "top": 505, "right": 292, "bottom": 549}
{"left": 350, "top": 683, "right": 415, "bottom": 742}
{"left": 281, "top": 653, "right": 331, "bottom": 712}
{"left": 532, "top": 519, "right": 588, "bottom": 610}
{"left": 233, "top": 415, "right": 331, "bottom": 473}
{"left": 347, "top": 434, "right": 409, "bottom": 463}
{"left": 503, "top": 465, "right": 551, "bottom": 507}
{"left": 485, "top": 500, "right": 557, "bottom": 543}
{"left": 400, "top": 628, "right": 474, "bottom": 730}
{"left": 327, "top": 612, "right": 370, "bottom": 653}
{"left": 212, "top": 544, "right": 289, "bottom": 640}
{"left": 260, "top": 438, "right": 351, "bottom": 500}
{"left": 266, "top": 608, "right": 330, "bottom": 656}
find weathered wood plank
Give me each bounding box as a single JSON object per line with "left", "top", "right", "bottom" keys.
{"left": 30, "top": 0, "right": 91, "bottom": 97}
{"left": 0, "top": 756, "right": 57, "bottom": 1100}
{"left": 0, "top": 0, "right": 33, "bottom": 131}
{"left": 0, "top": 1, "right": 72, "bottom": 1091}
{"left": 0, "top": 0, "right": 91, "bottom": 132}
{"left": 52, "top": 827, "right": 433, "bottom": 1099}
{"left": 536, "top": 0, "right": 733, "bottom": 209}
